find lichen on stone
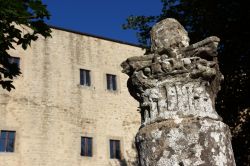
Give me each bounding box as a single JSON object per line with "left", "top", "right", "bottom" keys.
{"left": 121, "top": 18, "right": 235, "bottom": 166}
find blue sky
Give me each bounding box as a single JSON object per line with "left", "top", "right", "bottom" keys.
{"left": 42, "top": 0, "right": 162, "bottom": 44}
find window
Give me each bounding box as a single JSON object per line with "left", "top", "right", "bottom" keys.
{"left": 80, "top": 69, "right": 91, "bottom": 86}
{"left": 110, "top": 140, "right": 121, "bottom": 159}
{"left": 8, "top": 57, "right": 20, "bottom": 69}
{"left": 81, "top": 137, "right": 92, "bottom": 157}
{"left": 106, "top": 74, "right": 117, "bottom": 91}
{"left": 0, "top": 130, "right": 16, "bottom": 152}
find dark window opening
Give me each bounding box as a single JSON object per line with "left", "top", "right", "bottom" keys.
{"left": 8, "top": 57, "right": 20, "bottom": 69}
{"left": 81, "top": 137, "right": 92, "bottom": 157}
{"left": 80, "top": 69, "right": 91, "bottom": 86}
{"left": 110, "top": 140, "right": 121, "bottom": 159}
{"left": 0, "top": 130, "right": 16, "bottom": 152}
{"left": 106, "top": 74, "right": 117, "bottom": 91}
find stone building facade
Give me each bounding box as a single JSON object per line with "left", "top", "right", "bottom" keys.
{"left": 0, "top": 27, "right": 144, "bottom": 166}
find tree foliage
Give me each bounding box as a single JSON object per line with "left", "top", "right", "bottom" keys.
{"left": 123, "top": 0, "right": 250, "bottom": 165}
{"left": 0, "top": 0, "right": 51, "bottom": 91}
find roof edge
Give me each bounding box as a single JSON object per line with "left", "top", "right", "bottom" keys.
{"left": 49, "top": 25, "right": 145, "bottom": 48}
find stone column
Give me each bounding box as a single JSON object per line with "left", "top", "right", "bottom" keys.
{"left": 121, "top": 18, "right": 235, "bottom": 166}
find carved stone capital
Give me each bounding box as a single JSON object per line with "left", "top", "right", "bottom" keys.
{"left": 121, "top": 18, "right": 235, "bottom": 166}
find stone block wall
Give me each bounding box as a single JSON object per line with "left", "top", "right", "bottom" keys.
{"left": 0, "top": 28, "right": 144, "bottom": 166}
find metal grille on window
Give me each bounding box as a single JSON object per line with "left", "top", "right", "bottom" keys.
{"left": 81, "top": 137, "right": 92, "bottom": 157}
{"left": 110, "top": 140, "right": 121, "bottom": 159}
{"left": 107, "top": 74, "right": 117, "bottom": 91}
{"left": 80, "top": 69, "right": 91, "bottom": 86}
{"left": 0, "top": 130, "right": 16, "bottom": 152}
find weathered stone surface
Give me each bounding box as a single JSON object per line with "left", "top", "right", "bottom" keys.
{"left": 136, "top": 119, "right": 235, "bottom": 166}
{"left": 150, "top": 18, "right": 190, "bottom": 53}
{"left": 139, "top": 80, "right": 221, "bottom": 126}
{"left": 0, "top": 28, "right": 143, "bottom": 166}
{"left": 121, "top": 18, "right": 235, "bottom": 166}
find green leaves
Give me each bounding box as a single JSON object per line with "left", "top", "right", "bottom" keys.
{"left": 28, "top": 0, "right": 50, "bottom": 19}
{"left": 0, "top": 80, "right": 15, "bottom": 91}
{"left": 123, "top": 16, "right": 156, "bottom": 46}
{"left": 0, "top": 0, "right": 51, "bottom": 91}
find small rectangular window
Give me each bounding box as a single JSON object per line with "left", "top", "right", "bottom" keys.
{"left": 110, "top": 140, "right": 121, "bottom": 159}
{"left": 0, "top": 130, "right": 16, "bottom": 152}
{"left": 8, "top": 57, "right": 20, "bottom": 69}
{"left": 106, "top": 74, "right": 117, "bottom": 91}
{"left": 81, "top": 137, "right": 92, "bottom": 157}
{"left": 80, "top": 69, "right": 91, "bottom": 86}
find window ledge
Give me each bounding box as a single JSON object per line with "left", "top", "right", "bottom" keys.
{"left": 106, "top": 89, "right": 120, "bottom": 94}
{"left": 78, "top": 84, "right": 95, "bottom": 90}
{"left": 0, "top": 152, "right": 16, "bottom": 155}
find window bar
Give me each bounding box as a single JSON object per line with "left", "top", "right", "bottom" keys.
{"left": 85, "top": 138, "right": 87, "bottom": 156}
{"left": 4, "top": 132, "right": 8, "bottom": 152}
{"left": 114, "top": 141, "right": 116, "bottom": 158}
{"left": 113, "top": 76, "right": 116, "bottom": 90}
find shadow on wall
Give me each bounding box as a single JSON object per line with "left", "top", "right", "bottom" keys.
{"left": 118, "top": 141, "right": 138, "bottom": 166}
{"left": 118, "top": 159, "right": 138, "bottom": 166}
{"left": 119, "top": 159, "right": 128, "bottom": 166}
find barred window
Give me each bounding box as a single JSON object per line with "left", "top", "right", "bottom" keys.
{"left": 106, "top": 74, "right": 117, "bottom": 91}
{"left": 80, "top": 69, "right": 91, "bottom": 86}
{"left": 0, "top": 130, "right": 16, "bottom": 152}
{"left": 110, "top": 140, "right": 121, "bottom": 159}
{"left": 81, "top": 137, "right": 92, "bottom": 157}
